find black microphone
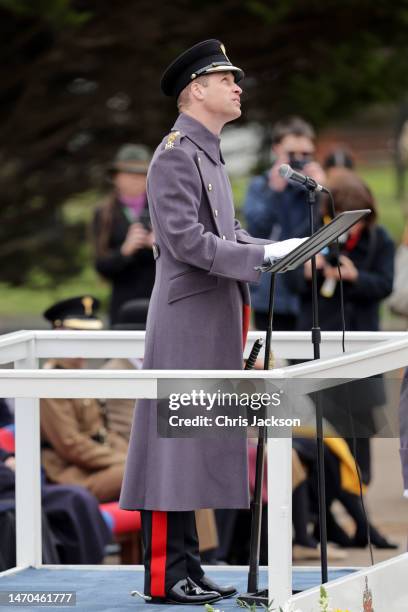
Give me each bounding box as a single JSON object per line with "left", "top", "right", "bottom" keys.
{"left": 279, "top": 163, "right": 329, "bottom": 193}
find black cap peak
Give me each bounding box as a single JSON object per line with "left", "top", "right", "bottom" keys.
{"left": 160, "top": 39, "right": 244, "bottom": 98}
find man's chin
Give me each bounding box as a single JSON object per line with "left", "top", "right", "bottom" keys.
{"left": 225, "top": 107, "right": 242, "bottom": 122}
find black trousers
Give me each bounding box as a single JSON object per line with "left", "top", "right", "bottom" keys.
{"left": 141, "top": 510, "right": 204, "bottom": 597}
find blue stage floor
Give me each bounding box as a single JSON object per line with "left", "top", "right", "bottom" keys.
{"left": 0, "top": 567, "right": 356, "bottom": 611}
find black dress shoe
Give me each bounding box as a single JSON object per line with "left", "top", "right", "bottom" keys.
{"left": 150, "top": 577, "right": 221, "bottom": 605}
{"left": 191, "top": 574, "right": 237, "bottom": 599}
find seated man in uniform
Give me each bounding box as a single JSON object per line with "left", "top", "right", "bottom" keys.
{"left": 40, "top": 296, "right": 128, "bottom": 503}
{"left": 0, "top": 446, "right": 111, "bottom": 567}
{"left": 101, "top": 298, "right": 148, "bottom": 441}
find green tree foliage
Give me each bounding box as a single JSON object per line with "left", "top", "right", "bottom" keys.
{"left": 2, "top": 0, "right": 408, "bottom": 284}
{"left": 0, "top": 0, "right": 90, "bottom": 27}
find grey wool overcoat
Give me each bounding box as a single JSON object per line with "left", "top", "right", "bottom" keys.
{"left": 120, "top": 113, "right": 269, "bottom": 511}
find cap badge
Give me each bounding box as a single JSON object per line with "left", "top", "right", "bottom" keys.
{"left": 82, "top": 296, "right": 94, "bottom": 316}
{"left": 165, "top": 131, "right": 180, "bottom": 150}
{"left": 220, "top": 43, "right": 230, "bottom": 62}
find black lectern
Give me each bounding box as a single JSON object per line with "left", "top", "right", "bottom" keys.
{"left": 238, "top": 209, "right": 370, "bottom": 607}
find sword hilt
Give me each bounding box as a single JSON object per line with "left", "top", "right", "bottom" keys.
{"left": 245, "top": 338, "right": 264, "bottom": 370}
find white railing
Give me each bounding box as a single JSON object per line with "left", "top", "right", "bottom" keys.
{"left": 0, "top": 329, "right": 407, "bottom": 608}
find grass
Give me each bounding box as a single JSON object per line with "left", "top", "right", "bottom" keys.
{"left": 0, "top": 267, "right": 110, "bottom": 318}
{"left": 359, "top": 166, "right": 407, "bottom": 242}
{"left": 0, "top": 164, "right": 406, "bottom": 319}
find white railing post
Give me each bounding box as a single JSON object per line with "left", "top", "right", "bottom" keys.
{"left": 268, "top": 437, "right": 292, "bottom": 607}
{"left": 14, "top": 338, "right": 42, "bottom": 567}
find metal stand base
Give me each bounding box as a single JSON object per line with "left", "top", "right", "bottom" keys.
{"left": 236, "top": 590, "right": 269, "bottom": 607}
{"left": 237, "top": 588, "right": 303, "bottom": 607}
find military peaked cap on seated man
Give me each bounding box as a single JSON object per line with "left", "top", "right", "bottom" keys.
{"left": 160, "top": 39, "right": 244, "bottom": 98}
{"left": 43, "top": 296, "right": 103, "bottom": 330}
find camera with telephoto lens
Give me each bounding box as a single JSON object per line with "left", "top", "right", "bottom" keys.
{"left": 288, "top": 152, "right": 314, "bottom": 172}
{"left": 322, "top": 232, "right": 349, "bottom": 268}
{"left": 323, "top": 243, "right": 340, "bottom": 267}
{"left": 320, "top": 233, "right": 349, "bottom": 298}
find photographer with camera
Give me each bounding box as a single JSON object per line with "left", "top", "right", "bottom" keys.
{"left": 244, "top": 117, "right": 325, "bottom": 331}
{"left": 297, "top": 168, "right": 394, "bottom": 335}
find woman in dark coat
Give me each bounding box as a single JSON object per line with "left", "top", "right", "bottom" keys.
{"left": 297, "top": 169, "right": 394, "bottom": 473}
{"left": 295, "top": 168, "right": 395, "bottom": 548}
{"left": 93, "top": 144, "right": 155, "bottom": 326}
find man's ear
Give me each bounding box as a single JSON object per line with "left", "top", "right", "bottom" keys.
{"left": 190, "top": 80, "right": 205, "bottom": 101}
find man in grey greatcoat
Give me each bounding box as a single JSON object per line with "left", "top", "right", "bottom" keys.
{"left": 120, "top": 39, "right": 305, "bottom": 605}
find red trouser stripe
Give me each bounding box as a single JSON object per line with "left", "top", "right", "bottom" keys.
{"left": 243, "top": 304, "right": 251, "bottom": 346}
{"left": 150, "top": 511, "right": 168, "bottom": 597}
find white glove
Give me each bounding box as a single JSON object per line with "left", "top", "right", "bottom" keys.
{"left": 404, "top": 489, "right": 408, "bottom": 499}
{"left": 264, "top": 238, "right": 308, "bottom": 264}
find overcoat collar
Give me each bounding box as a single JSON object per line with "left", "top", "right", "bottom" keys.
{"left": 172, "top": 113, "right": 224, "bottom": 165}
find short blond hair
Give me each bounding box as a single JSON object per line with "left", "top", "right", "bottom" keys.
{"left": 177, "top": 75, "right": 209, "bottom": 112}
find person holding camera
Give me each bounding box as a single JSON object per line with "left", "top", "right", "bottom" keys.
{"left": 93, "top": 144, "right": 155, "bottom": 326}
{"left": 244, "top": 116, "right": 325, "bottom": 331}
{"left": 297, "top": 169, "right": 394, "bottom": 450}
{"left": 297, "top": 168, "right": 394, "bottom": 335}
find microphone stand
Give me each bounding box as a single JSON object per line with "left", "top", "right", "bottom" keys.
{"left": 239, "top": 195, "right": 328, "bottom": 606}
{"left": 237, "top": 189, "right": 328, "bottom": 609}
{"left": 307, "top": 187, "right": 328, "bottom": 585}
{"left": 236, "top": 205, "right": 369, "bottom": 606}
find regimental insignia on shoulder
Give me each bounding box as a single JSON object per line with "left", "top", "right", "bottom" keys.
{"left": 165, "top": 131, "right": 181, "bottom": 150}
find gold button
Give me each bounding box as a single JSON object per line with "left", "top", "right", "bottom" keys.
{"left": 214, "top": 209, "right": 218, "bottom": 217}
{"left": 208, "top": 184, "right": 212, "bottom": 191}
{"left": 222, "top": 235, "right": 226, "bottom": 240}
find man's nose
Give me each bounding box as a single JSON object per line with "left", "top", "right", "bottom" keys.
{"left": 234, "top": 83, "right": 242, "bottom": 95}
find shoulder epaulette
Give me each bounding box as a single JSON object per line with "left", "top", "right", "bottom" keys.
{"left": 164, "top": 130, "right": 182, "bottom": 150}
